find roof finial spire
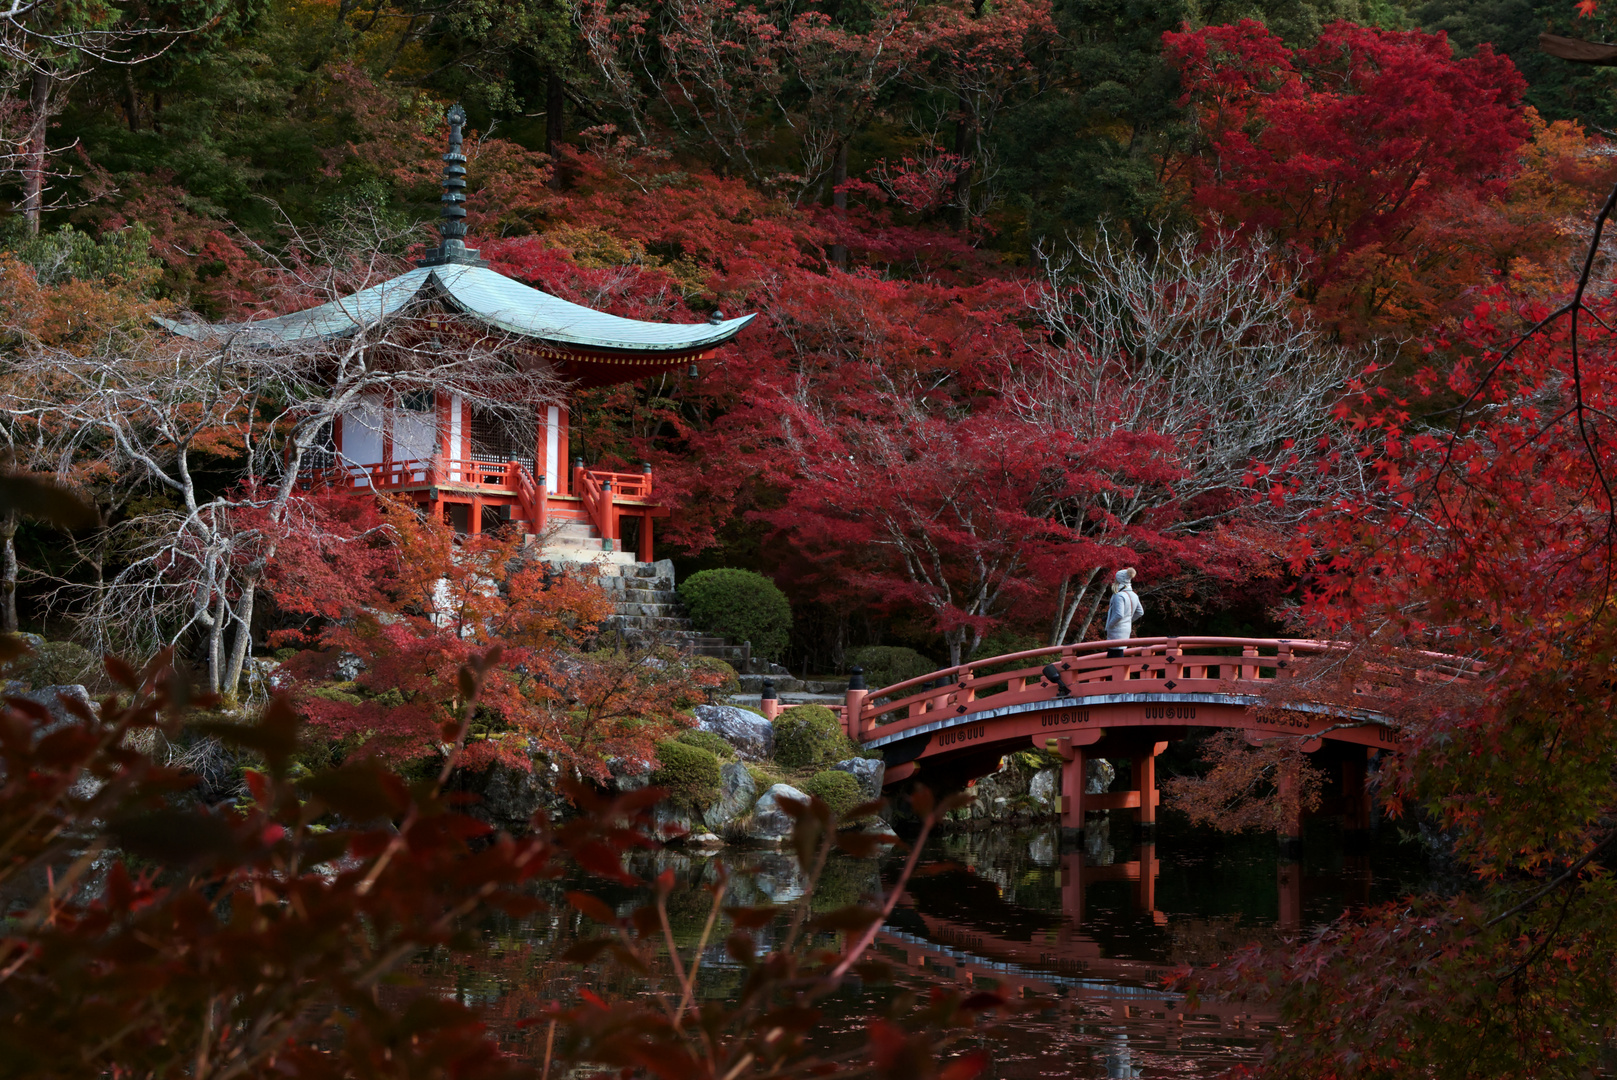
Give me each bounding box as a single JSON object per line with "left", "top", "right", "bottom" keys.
{"left": 418, "top": 103, "right": 487, "bottom": 268}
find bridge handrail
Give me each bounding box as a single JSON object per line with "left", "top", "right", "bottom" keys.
{"left": 855, "top": 635, "right": 1482, "bottom": 739}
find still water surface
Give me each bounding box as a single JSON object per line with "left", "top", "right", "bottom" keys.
{"left": 429, "top": 813, "right": 1430, "bottom": 1077}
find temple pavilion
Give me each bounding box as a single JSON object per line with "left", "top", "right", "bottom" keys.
{"left": 158, "top": 106, "right": 752, "bottom": 563}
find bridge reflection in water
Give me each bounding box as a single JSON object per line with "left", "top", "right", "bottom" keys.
{"left": 874, "top": 821, "right": 1410, "bottom": 1078}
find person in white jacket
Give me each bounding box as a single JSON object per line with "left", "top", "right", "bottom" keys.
{"left": 1105, "top": 567, "right": 1144, "bottom": 657}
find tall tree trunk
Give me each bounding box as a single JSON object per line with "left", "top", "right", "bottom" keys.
{"left": 1, "top": 509, "right": 18, "bottom": 633}
{"left": 1052, "top": 566, "right": 1104, "bottom": 645}
{"left": 122, "top": 68, "right": 142, "bottom": 132}
{"left": 207, "top": 586, "right": 229, "bottom": 697}
{"left": 21, "top": 69, "right": 53, "bottom": 235}
{"left": 953, "top": 101, "right": 972, "bottom": 232}
{"left": 222, "top": 574, "right": 260, "bottom": 708}
{"left": 546, "top": 71, "right": 565, "bottom": 189}
{"left": 829, "top": 139, "right": 849, "bottom": 267}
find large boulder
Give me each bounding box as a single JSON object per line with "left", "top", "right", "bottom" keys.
{"left": 1028, "top": 767, "right": 1059, "bottom": 811}
{"left": 466, "top": 760, "right": 568, "bottom": 831}
{"left": 694, "top": 704, "right": 775, "bottom": 761}
{"left": 746, "top": 783, "right": 807, "bottom": 843}
{"left": 704, "top": 761, "right": 757, "bottom": 831}
{"left": 830, "top": 757, "right": 885, "bottom": 804}
{"left": 1085, "top": 758, "right": 1115, "bottom": 794}
{"left": 8, "top": 684, "right": 94, "bottom": 733}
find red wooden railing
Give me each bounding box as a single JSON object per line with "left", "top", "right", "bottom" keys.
{"left": 320, "top": 457, "right": 544, "bottom": 529}
{"left": 843, "top": 636, "right": 1483, "bottom": 741}
{"left": 572, "top": 465, "right": 654, "bottom": 552}
{"left": 310, "top": 457, "right": 657, "bottom": 548}
{"left": 512, "top": 464, "right": 544, "bottom": 534}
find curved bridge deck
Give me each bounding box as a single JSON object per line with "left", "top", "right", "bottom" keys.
{"left": 761, "top": 636, "right": 1476, "bottom": 834}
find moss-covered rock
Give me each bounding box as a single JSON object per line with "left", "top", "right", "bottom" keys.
{"left": 802, "top": 769, "right": 862, "bottom": 819}
{"left": 2, "top": 638, "right": 98, "bottom": 690}
{"left": 771, "top": 705, "right": 856, "bottom": 770}
{"left": 650, "top": 738, "right": 722, "bottom": 812}
{"left": 675, "top": 728, "right": 736, "bottom": 760}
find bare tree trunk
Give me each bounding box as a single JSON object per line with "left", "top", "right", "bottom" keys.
{"left": 953, "top": 103, "right": 971, "bottom": 232}
{"left": 829, "top": 140, "right": 849, "bottom": 268}
{"left": 222, "top": 573, "right": 259, "bottom": 707}
{"left": 1052, "top": 566, "right": 1103, "bottom": 645}
{"left": 21, "top": 68, "right": 53, "bottom": 235}
{"left": 1, "top": 509, "right": 18, "bottom": 633}
{"left": 207, "top": 585, "right": 229, "bottom": 696}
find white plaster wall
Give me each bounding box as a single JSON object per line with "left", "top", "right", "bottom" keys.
{"left": 341, "top": 395, "right": 385, "bottom": 484}
{"left": 449, "top": 393, "right": 463, "bottom": 482}
{"left": 544, "top": 404, "right": 561, "bottom": 493}
{"left": 394, "top": 405, "right": 435, "bottom": 482}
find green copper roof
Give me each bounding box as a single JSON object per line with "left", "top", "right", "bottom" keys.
{"left": 155, "top": 263, "right": 754, "bottom": 356}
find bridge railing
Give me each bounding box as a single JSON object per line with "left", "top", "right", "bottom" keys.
{"left": 850, "top": 636, "right": 1479, "bottom": 741}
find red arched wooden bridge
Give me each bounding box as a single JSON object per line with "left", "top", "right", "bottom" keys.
{"left": 763, "top": 637, "right": 1478, "bottom": 835}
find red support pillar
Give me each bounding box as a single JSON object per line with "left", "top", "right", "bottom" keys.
{"left": 1343, "top": 745, "right": 1370, "bottom": 833}
{"left": 1131, "top": 751, "right": 1156, "bottom": 828}
{"left": 1278, "top": 860, "right": 1302, "bottom": 931}
{"left": 1130, "top": 739, "right": 1167, "bottom": 836}
{"left": 1276, "top": 769, "right": 1306, "bottom": 856}
{"left": 1060, "top": 742, "right": 1085, "bottom": 832}
{"left": 638, "top": 513, "right": 653, "bottom": 563}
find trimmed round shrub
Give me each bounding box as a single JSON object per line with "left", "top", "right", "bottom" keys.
{"left": 772, "top": 704, "right": 856, "bottom": 770}
{"left": 802, "top": 769, "right": 862, "bottom": 819}
{"left": 678, "top": 569, "right": 792, "bottom": 661}
{"left": 675, "top": 728, "right": 736, "bottom": 759}
{"left": 848, "top": 645, "right": 937, "bottom": 691}
{"left": 650, "top": 739, "right": 722, "bottom": 812}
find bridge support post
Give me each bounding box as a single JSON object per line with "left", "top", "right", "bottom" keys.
{"left": 1343, "top": 744, "right": 1371, "bottom": 850}
{"left": 1278, "top": 860, "right": 1302, "bottom": 931}
{"left": 1059, "top": 743, "right": 1085, "bottom": 838}
{"left": 1276, "top": 769, "right": 1305, "bottom": 858}
{"left": 1130, "top": 741, "right": 1166, "bottom": 841}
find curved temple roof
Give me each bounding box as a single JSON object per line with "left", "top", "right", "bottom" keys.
{"left": 155, "top": 263, "right": 754, "bottom": 358}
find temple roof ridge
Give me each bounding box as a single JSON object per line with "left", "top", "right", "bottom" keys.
{"left": 155, "top": 262, "right": 754, "bottom": 356}
{"left": 155, "top": 106, "right": 754, "bottom": 362}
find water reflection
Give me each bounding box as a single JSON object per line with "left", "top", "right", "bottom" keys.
{"left": 424, "top": 812, "right": 1427, "bottom": 1078}
{"left": 881, "top": 812, "right": 1428, "bottom": 1077}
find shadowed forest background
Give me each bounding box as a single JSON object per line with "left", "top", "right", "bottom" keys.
{"left": 10, "top": 0, "right": 1617, "bottom": 671}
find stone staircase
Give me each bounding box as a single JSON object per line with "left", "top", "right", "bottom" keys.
{"left": 532, "top": 519, "right": 745, "bottom": 663}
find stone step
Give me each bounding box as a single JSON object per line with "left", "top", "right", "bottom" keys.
{"left": 730, "top": 691, "right": 847, "bottom": 707}
{"left": 738, "top": 674, "right": 848, "bottom": 695}
{"left": 543, "top": 550, "right": 638, "bottom": 568}
{"left": 611, "top": 614, "right": 700, "bottom": 631}
{"left": 621, "top": 588, "right": 678, "bottom": 604}
{"left": 614, "top": 602, "right": 683, "bottom": 618}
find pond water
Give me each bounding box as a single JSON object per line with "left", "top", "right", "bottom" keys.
{"left": 420, "top": 812, "right": 1431, "bottom": 1078}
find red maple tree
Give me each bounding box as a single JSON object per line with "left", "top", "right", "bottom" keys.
{"left": 279, "top": 499, "right": 710, "bottom": 774}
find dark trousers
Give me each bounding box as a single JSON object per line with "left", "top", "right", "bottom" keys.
{"left": 1107, "top": 647, "right": 1125, "bottom": 658}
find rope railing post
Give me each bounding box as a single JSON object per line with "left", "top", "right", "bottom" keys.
{"left": 844, "top": 667, "right": 868, "bottom": 741}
